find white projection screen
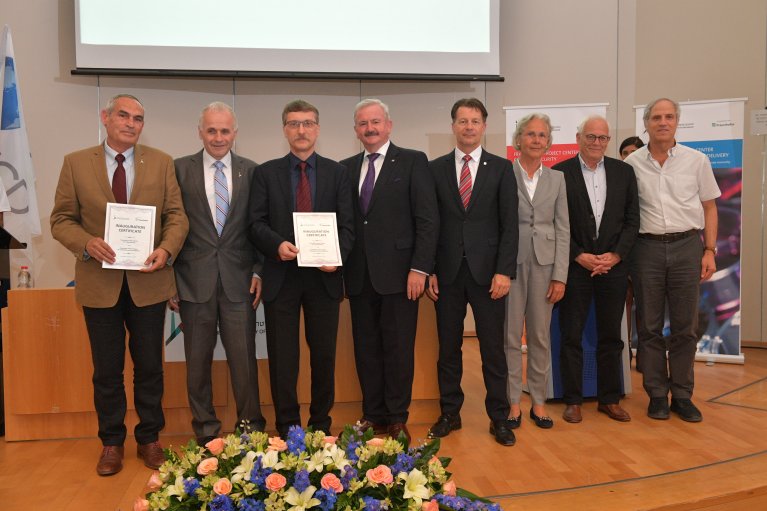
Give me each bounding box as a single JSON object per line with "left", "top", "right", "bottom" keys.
{"left": 73, "top": 0, "right": 502, "bottom": 80}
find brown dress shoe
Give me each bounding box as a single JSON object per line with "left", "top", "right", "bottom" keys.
{"left": 137, "top": 441, "right": 166, "bottom": 469}
{"left": 356, "top": 418, "right": 387, "bottom": 435}
{"left": 562, "top": 404, "right": 583, "bottom": 423}
{"left": 387, "top": 423, "right": 411, "bottom": 444}
{"left": 597, "top": 403, "right": 631, "bottom": 422}
{"left": 96, "top": 445, "right": 124, "bottom": 476}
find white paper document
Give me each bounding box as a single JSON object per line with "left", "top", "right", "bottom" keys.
{"left": 102, "top": 203, "right": 156, "bottom": 270}
{"left": 292, "top": 212, "right": 342, "bottom": 267}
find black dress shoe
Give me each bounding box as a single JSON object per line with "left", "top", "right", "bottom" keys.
{"left": 427, "top": 414, "right": 461, "bottom": 438}
{"left": 489, "top": 420, "right": 516, "bottom": 446}
{"left": 507, "top": 414, "right": 522, "bottom": 430}
{"left": 647, "top": 397, "right": 670, "bottom": 420}
{"left": 529, "top": 409, "right": 554, "bottom": 429}
{"left": 670, "top": 398, "right": 702, "bottom": 422}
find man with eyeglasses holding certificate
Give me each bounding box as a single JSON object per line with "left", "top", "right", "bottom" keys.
{"left": 248, "top": 100, "right": 354, "bottom": 438}
{"left": 553, "top": 115, "right": 639, "bottom": 424}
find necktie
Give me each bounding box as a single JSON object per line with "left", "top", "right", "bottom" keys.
{"left": 359, "top": 153, "right": 378, "bottom": 214}
{"left": 458, "top": 154, "right": 472, "bottom": 209}
{"left": 214, "top": 160, "right": 229, "bottom": 236}
{"left": 296, "top": 161, "right": 312, "bottom": 212}
{"left": 113, "top": 153, "right": 127, "bottom": 204}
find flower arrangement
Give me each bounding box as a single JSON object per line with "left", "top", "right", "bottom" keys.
{"left": 134, "top": 424, "right": 501, "bottom": 511}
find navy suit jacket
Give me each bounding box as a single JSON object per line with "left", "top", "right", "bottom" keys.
{"left": 553, "top": 155, "right": 639, "bottom": 262}
{"left": 340, "top": 143, "right": 438, "bottom": 296}
{"left": 248, "top": 153, "right": 355, "bottom": 302}
{"left": 429, "top": 148, "right": 519, "bottom": 285}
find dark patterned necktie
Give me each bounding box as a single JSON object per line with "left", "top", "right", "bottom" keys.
{"left": 296, "top": 161, "right": 312, "bottom": 212}
{"left": 359, "top": 153, "right": 378, "bottom": 214}
{"left": 113, "top": 153, "right": 127, "bottom": 203}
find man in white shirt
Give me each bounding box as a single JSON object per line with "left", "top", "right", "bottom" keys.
{"left": 625, "top": 98, "right": 720, "bottom": 422}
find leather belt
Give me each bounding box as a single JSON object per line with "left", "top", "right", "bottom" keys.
{"left": 638, "top": 229, "right": 698, "bottom": 243}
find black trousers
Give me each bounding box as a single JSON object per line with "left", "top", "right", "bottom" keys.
{"left": 434, "top": 260, "right": 510, "bottom": 422}
{"left": 559, "top": 262, "right": 628, "bottom": 405}
{"left": 349, "top": 267, "right": 418, "bottom": 425}
{"left": 82, "top": 279, "right": 166, "bottom": 446}
{"left": 264, "top": 265, "right": 339, "bottom": 434}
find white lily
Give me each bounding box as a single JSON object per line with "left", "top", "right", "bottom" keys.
{"left": 164, "top": 475, "right": 187, "bottom": 498}
{"left": 399, "top": 469, "right": 431, "bottom": 505}
{"left": 284, "top": 485, "right": 321, "bottom": 511}
{"left": 231, "top": 450, "right": 257, "bottom": 483}
{"left": 260, "top": 449, "right": 284, "bottom": 470}
{"left": 305, "top": 449, "right": 328, "bottom": 473}
{"left": 325, "top": 444, "right": 351, "bottom": 473}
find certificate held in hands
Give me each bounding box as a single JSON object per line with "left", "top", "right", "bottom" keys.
{"left": 292, "top": 212, "right": 342, "bottom": 267}
{"left": 103, "top": 203, "right": 156, "bottom": 270}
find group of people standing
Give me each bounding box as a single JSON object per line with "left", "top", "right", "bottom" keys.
{"left": 50, "top": 94, "right": 719, "bottom": 476}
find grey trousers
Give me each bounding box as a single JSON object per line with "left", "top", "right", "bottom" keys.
{"left": 505, "top": 257, "right": 554, "bottom": 406}
{"left": 630, "top": 235, "right": 702, "bottom": 399}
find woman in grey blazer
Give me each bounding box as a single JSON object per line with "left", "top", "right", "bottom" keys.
{"left": 505, "top": 113, "right": 570, "bottom": 429}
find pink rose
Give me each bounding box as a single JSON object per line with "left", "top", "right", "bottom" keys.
{"left": 429, "top": 455, "right": 441, "bottom": 465}
{"left": 146, "top": 471, "right": 163, "bottom": 491}
{"left": 320, "top": 473, "right": 343, "bottom": 493}
{"left": 213, "top": 477, "right": 233, "bottom": 495}
{"left": 265, "top": 473, "right": 287, "bottom": 491}
{"left": 366, "top": 437, "right": 385, "bottom": 448}
{"left": 323, "top": 435, "right": 338, "bottom": 445}
{"left": 422, "top": 500, "right": 439, "bottom": 511}
{"left": 197, "top": 457, "right": 219, "bottom": 476}
{"left": 205, "top": 437, "right": 225, "bottom": 455}
{"left": 366, "top": 465, "right": 394, "bottom": 484}
{"left": 133, "top": 498, "right": 149, "bottom": 511}
{"left": 443, "top": 480, "right": 457, "bottom": 496}
{"left": 268, "top": 437, "right": 288, "bottom": 452}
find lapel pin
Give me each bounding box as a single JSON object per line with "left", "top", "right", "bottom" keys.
{"left": 483, "top": 161, "right": 487, "bottom": 165}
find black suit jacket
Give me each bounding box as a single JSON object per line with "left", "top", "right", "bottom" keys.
{"left": 248, "top": 153, "right": 355, "bottom": 302}
{"left": 429, "top": 148, "right": 519, "bottom": 286}
{"left": 552, "top": 155, "right": 639, "bottom": 261}
{"left": 340, "top": 143, "right": 439, "bottom": 296}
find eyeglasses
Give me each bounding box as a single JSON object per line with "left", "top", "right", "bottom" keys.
{"left": 285, "top": 120, "right": 318, "bottom": 129}
{"left": 584, "top": 134, "right": 611, "bottom": 143}
{"left": 454, "top": 119, "right": 484, "bottom": 127}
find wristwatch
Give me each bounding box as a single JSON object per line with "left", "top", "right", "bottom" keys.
{"left": 704, "top": 246, "right": 718, "bottom": 255}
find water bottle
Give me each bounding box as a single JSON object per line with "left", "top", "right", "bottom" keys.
{"left": 17, "top": 265, "right": 32, "bottom": 288}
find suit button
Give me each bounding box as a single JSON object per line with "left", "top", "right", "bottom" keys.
{"left": 530, "top": 223, "right": 534, "bottom": 227}
{"left": 363, "top": 220, "right": 368, "bottom": 225}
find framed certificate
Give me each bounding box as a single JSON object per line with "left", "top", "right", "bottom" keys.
{"left": 103, "top": 203, "right": 156, "bottom": 270}
{"left": 292, "top": 212, "right": 342, "bottom": 267}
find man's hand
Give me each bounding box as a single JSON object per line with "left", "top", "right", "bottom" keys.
{"left": 406, "top": 271, "right": 427, "bottom": 301}
{"left": 85, "top": 237, "right": 116, "bottom": 264}
{"left": 278, "top": 241, "right": 299, "bottom": 261}
{"left": 575, "top": 252, "right": 600, "bottom": 272}
{"left": 591, "top": 252, "right": 621, "bottom": 277}
{"left": 168, "top": 294, "right": 180, "bottom": 312}
{"left": 546, "top": 281, "right": 565, "bottom": 304}
{"left": 700, "top": 251, "right": 716, "bottom": 281}
{"left": 425, "top": 274, "right": 439, "bottom": 302}
{"left": 141, "top": 248, "right": 170, "bottom": 273}
{"left": 319, "top": 265, "right": 338, "bottom": 273}
{"left": 250, "top": 276, "right": 262, "bottom": 309}
{"left": 489, "top": 273, "right": 511, "bottom": 300}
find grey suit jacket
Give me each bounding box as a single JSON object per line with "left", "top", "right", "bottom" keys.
{"left": 174, "top": 150, "right": 261, "bottom": 303}
{"left": 513, "top": 159, "right": 570, "bottom": 283}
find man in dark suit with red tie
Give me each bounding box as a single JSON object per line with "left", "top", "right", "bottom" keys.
{"left": 553, "top": 115, "right": 639, "bottom": 424}
{"left": 340, "top": 99, "right": 438, "bottom": 443}
{"left": 248, "top": 100, "right": 354, "bottom": 438}
{"left": 425, "top": 98, "right": 519, "bottom": 446}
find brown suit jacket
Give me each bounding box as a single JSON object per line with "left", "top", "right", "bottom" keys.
{"left": 51, "top": 143, "right": 189, "bottom": 307}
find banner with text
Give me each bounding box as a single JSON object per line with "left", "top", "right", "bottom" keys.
{"left": 504, "top": 103, "right": 608, "bottom": 166}
{"left": 634, "top": 98, "right": 744, "bottom": 362}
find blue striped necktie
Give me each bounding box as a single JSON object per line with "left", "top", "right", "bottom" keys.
{"left": 213, "top": 160, "right": 229, "bottom": 236}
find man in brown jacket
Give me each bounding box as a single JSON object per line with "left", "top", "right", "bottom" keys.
{"left": 51, "top": 94, "right": 188, "bottom": 476}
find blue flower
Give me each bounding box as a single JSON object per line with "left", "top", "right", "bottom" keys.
{"left": 315, "top": 487, "right": 337, "bottom": 511}
{"left": 286, "top": 425, "right": 306, "bottom": 454}
{"left": 238, "top": 498, "right": 266, "bottom": 511}
{"left": 390, "top": 452, "right": 415, "bottom": 474}
{"left": 293, "top": 469, "right": 311, "bottom": 492}
{"left": 183, "top": 477, "right": 201, "bottom": 495}
{"left": 345, "top": 440, "right": 361, "bottom": 463}
{"left": 340, "top": 466, "right": 358, "bottom": 490}
{"left": 250, "top": 455, "right": 273, "bottom": 489}
{"left": 362, "top": 496, "right": 382, "bottom": 511}
{"left": 210, "top": 494, "right": 235, "bottom": 511}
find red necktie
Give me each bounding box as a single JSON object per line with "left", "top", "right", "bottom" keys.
{"left": 296, "top": 161, "right": 312, "bottom": 212}
{"left": 113, "top": 153, "right": 127, "bottom": 204}
{"left": 458, "top": 154, "right": 472, "bottom": 209}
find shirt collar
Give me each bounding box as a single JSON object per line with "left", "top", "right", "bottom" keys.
{"left": 578, "top": 153, "right": 604, "bottom": 171}
{"left": 364, "top": 139, "right": 391, "bottom": 160}
{"left": 289, "top": 152, "right": 317, "bottom": 170}
{"left": 104, "top": 141, "right": 134, "bottom": 161}
{"left": 202, "top": 150, "right": 232, "bottom": 171}
{"left": 455, "top": 146, "right": 482, "bottom": 164}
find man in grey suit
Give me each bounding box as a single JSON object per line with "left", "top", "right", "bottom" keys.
{"left": 172, "top": 102, "right": 265, "bottom": 444}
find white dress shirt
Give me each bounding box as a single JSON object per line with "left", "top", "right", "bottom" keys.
{"left": 104, "top": 142, "right": 135, "bottom": 201}
{"left": 579, "top": 154, "right": 607, "bottom": 234}
{"left": 202, "top": 150, "right": 233, "bottom": 223}
{"left": 454, "top": 146, "right": 482, "bottom": 185}
{"left": 626, "top": 144, "right": 721, "bottom": 234}
{"left": 520, "top": 163, "right": 542, "bottom": 201}
{"left": 358, "top": 140, "right": 391, "bottom": 191}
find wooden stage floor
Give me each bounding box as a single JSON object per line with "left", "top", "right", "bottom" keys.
{"left": 1, "top": 344, "right": 765, "bottom": 510}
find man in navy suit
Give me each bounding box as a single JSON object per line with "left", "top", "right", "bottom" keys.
{"left": 248, "top": 100, "right": 354, "bottom": 437}
{"left": 553, "top": 115, "right": 639, "bottom": 424}
{"left": 340, "top": 99, "right": 438, "bottom": 443}
{"left": 425, "top": 98, "right": 518, "bottom": 446}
